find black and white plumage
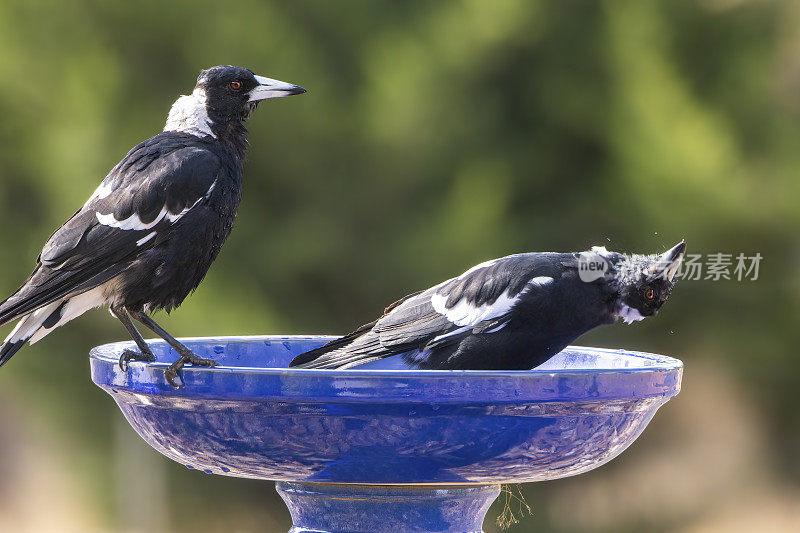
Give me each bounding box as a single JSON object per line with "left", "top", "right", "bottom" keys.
{"left": 0, "top": 65, "right": 305, "bottom": 385}
{"left": 289, "top": 241, "right": 686, "bottom": 370}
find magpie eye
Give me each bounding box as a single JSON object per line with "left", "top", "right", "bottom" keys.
{"left": 644, "top": 289, "right": 655, "bottom": 300}
{"left": 230, "top": 81, "right": 242, "bottom": 90}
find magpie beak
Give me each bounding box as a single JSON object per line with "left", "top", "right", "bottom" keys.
{"left": 647, "top": 240, "right": 686, "bottom": 282}
{"left": 249, "top": 75, "right": 306, "bottom": 101}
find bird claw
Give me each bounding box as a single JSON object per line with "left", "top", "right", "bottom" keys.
{"left": 119, "top": 348, "right": 156, "bottom": 371}
{"left": 164, "top": 353, "right": 219, "bottom": 388}
{"left": 164, "top": 369, "right": 183, "bottom": 388}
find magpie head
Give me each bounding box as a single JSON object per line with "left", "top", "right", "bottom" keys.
{"left": 197, "top": 65, "right": 305, "bottom": 122}
{"left": 612, "top": 241, "right": 686, "bottom": 324}
{"left": 165, "top": 65, "right": 305, "bottom": 140}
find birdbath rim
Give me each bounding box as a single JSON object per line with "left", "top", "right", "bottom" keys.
{"left": 90, "top": 334, "right": 682, "bottom": 372}
{"left": 90, "top": 335, "right": 682, "bottom": 403}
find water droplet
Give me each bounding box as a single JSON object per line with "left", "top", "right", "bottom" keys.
{"left": 213, "top": 345, "right": 224, "bottom": 354}
{"left": 203, "top": 469, "right": 212, "bottom": 474}
{"left": 514, "top": 389, "right": 521, "bottom": 396}
{"left": 282, "top": 341, "right": 292, "bottom": 350}
{"left": 185, "top": 465, "right": 194, "bottom": 470}
{"left": 220, "top": 466, "right": 230, "bottom": 473}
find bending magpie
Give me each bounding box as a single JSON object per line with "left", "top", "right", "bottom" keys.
{"left": 289, "top": 241, "right": 685, "bottom": 370}
{"left": 0, "top": 65, "right": 305, "bottom": 386}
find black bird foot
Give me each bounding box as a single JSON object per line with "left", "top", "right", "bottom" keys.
{"left": 119, "top": 348, "right": 156, "bottom": 371}
{"left": 164, "top": 352, "right": 219, "bottom": 388}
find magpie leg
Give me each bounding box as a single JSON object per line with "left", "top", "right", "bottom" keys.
{"left": 130, "top": 311, "right": 218, "bottom": 387}
{"left": 110, "top": 305, "right": 156, "bottom": 371}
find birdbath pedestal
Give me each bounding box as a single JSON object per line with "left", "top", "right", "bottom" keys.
{"left": 90, "top": 335, "right": 682, "bottom": 533}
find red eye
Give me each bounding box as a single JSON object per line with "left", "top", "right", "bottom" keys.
{"left": 645, "top": 289, "right": 655, "bottom": 300}
{"left": 230, "top": 81, "right": 242, "bottom": 90}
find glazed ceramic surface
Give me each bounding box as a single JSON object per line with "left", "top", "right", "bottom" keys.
{"left": 91, "top": 335, "right": 682, "bottom": 485}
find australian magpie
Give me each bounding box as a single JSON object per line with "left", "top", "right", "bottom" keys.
{"left": 289, "top": 241, "right": 686, "bottom": 370}
{"left": 0, "top": 65, "right": 305, "bottom": 386}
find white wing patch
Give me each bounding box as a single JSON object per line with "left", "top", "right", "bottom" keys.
{"left": 164, "top": 87, "right": 216, "bottom": 139}
{"left": 89, "top": 180, "right": 114, "bottom": 201}
{"left": 96, "top": 181, "right": 213, "bottom": 231}
{"left": 430, "top": 276, "right": 553, "bottom": 327}
{"left": 96, "top": 205, "right": 169, "bottom": 230}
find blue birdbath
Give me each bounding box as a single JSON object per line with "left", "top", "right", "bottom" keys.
{"left": 90, "top": 335, "right": 682, "bottom": 533}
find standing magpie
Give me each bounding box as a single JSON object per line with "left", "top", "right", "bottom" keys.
{"left": 0, "top": 65, "right": 305, "bottom": 386}
{"left": 289, "top": 241, "right": 686, "bottom": 370}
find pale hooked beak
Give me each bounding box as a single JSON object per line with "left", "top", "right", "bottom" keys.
{"left": 248, "top": 75, "right": 306, "bottom": 102}
{"left": 647, "top": 240, "right": 686, "bottom": 282}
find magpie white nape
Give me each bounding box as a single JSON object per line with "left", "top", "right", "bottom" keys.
{"left": 0, "top": 65, "right": 305, "bottom": 387}
{"left": 289, "top": 241, "right": 686, "bottom": 370}
{"left": 164, "top": 72, "right": 305, "bottom": 140}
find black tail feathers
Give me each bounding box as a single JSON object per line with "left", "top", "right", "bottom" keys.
{"left": 0, "top": 338, "right": 25, "bottom": 368}
{"left": 288, "top": 319, "right": 379, "bottom": 368}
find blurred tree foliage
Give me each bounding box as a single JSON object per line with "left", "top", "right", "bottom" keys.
{"left": 0, "top": 0, "right": 797, "bottom": 531}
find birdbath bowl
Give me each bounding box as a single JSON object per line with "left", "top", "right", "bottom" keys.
{"left": 90, "top": 335, "right": 682, "bottom": 533}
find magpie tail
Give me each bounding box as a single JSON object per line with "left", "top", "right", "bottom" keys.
{"left": 0, "top": 300, "right": 64, "bottom": 367}
{"left": 0, "top": 338, "right": 26, "bottom": 367}
{"left": 289, "top": 320, "right": 378, "bottom": 368}
{"left": 289, "top": 333, "right": 386, "bottom": 369}
{"left": 0, "top": 289, "right": 105, "bottom": 368}
{"left": 289, "top": 318, "right": 395, "bottom": 369}
{"left": 289, "top": 292, "right": 424, "bottom": 369}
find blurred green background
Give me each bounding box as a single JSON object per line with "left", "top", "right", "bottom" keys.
{"left": 0, "top": 0, "right": 798, "bottom": 531}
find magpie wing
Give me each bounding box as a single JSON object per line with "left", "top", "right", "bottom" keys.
{"left": 373, "top": 254, "right": 540, "bottom": 350}
{"left": 290, "top": 254, "right": 547, "bottom": 368}
{"left": 0, "top": 137, "right": 221, "bottom": 324}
